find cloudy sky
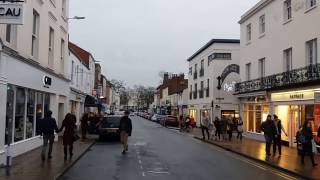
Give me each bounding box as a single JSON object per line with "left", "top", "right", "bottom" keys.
{"left": 69, "top": 0, "right": 259, "bottom": 87}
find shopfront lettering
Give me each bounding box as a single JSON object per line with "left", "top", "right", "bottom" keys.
{"left": 0, "top": 7, "right": 21, "bottom": 16}
{"left": 290, "top": 94, "right": 304, "bottom": 99}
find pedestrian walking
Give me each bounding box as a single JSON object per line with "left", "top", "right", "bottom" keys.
{"left": 214, "top": 117, "right": 221, "bottom": 141}
{"left": 237, "top": 117, "right": 244, "bottom": 140}
{"left": 39, "top": 110, "right": 59, "bottom": 161}
{"left": 120, "top": 111, "right": 133, "bottom": 154}
{"left": 221, "top": 116, "right": 228, "bottom": 141}
{"left": 59, "top": 113, "right": 77, "bottom": 160}
{"left": 273, "top": 115, "right": 288, "bottom": 156}
{"left": 300, "top": 121, "right": 318, "bottom": 167}
{"left": 261, "top": 115, "right": 276, "bottom": 156}
{"left": 227, "top": 116, "right": 233, "bottom": 141}
{"left": 201, "top": 112, "right": 210, "bottom": 140}
{"left": 80, "top": 113, "right": 89, "bottom": 140}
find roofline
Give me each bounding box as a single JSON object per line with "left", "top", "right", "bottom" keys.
{"left": 238, "top": 0, "right": 274, "bottom": 24}
{"left": 187, "top": 39, "right": 240, "bottom": 62}
{"left": 69, "top": 47, "right": 90, "bottom": 70}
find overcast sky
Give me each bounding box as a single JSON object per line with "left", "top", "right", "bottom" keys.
{"left": 69, "top": 0, "right": 259, "bottom": 87}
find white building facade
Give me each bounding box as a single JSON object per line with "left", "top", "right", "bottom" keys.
{"left": 68, "top": 42, "right": 95, "bottom": 125}
{"left": 0, "top": 0, "right": 70, "bottom": 165}
{"left": 237, "top": 0, "right": 320, "bottom": 146}
{"left": 187, "top": 39, "right": 241, "bottom": 126}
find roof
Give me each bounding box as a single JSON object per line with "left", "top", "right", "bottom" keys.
{"left": 187, "top": 39, "right": 240, "bottom": 62}
{"left": 238, "top": 0, "right": 273, "bottom": 24}
{"left": 69, "top": 42, "right": 91, "bottom": 69}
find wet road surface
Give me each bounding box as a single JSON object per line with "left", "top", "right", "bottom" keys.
{"left": 58, "top": 116, "right": 300, "bottom": 180}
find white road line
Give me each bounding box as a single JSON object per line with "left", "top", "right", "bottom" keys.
{"left": 142, "top": 172, "right": 146, "bottom": 177}
{"left": 139, "top": 160, "right": 142, "bottom": 164}
{"left": 147, "top": 171, "right": 170, "bottom": 174}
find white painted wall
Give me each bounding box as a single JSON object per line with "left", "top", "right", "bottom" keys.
{"left": 240, "top": 0, "right": 320, "bottom": 81}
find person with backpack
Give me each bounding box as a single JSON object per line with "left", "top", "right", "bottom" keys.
{"left": 300, "top": 121, "right": 318, "bottom": 167}
{"left": 261, "top": 115, "right": 276, "bottom": 156}
{"left": 273, "top": 115, "right": 288, "bottom": 156}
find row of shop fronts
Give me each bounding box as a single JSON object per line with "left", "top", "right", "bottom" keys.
{"left": 240, "top": 87, "right": 320, "bottom": 147}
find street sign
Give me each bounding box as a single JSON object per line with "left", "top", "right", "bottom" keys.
{"left": 0, "top": 1, "right": 24, "bottom": 25}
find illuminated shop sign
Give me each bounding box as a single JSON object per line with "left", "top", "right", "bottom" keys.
{"left": 271, "top": 90, "right": 315, "bottom": 102}
{"left": 0, "top": 1, "right": 24, "bottom": 25}
{"left": 43, "top": 76, "right": 52, "bottom": 88}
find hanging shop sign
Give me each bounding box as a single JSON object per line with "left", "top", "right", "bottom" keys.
{"left": 271, "top": 90, "right": 315, "bottom": 102}
{"left": 0, "top": 1, "right": 24, "bottom": 25}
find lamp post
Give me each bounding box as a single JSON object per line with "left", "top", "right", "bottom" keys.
{"left": 216, "top": 76, "right": 222, "bottom": 118}
{"left": 68, "top": 16, "right": 86, "bottom": 20}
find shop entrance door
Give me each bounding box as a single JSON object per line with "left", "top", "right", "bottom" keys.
{"left": 289, "top": 105, "right": 302, "bottom": 147}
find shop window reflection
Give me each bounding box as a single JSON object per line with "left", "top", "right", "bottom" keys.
{"left": 26, "top": 90, "right": 35, "bottom": 138}
{"left": 36, "top": 93, "right": 43, "bottom": 135}
{"left": 14, "top": 88, "right": 25, "bottom": 142}
{"left": 5, "top": 85, "right": 14, "bottom": 145}
{"left": 244, "top": 104, "right": 269, "bottom": 133}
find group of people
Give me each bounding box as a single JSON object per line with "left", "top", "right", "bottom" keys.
{"left": 261, "top": 114, "right": 318, "bottom": 167}
{"left": 38, "top": 110, "right": 78, "bottom": 161}
{"left": 200, "top": 112, "right": 244, "bottom": 142}
{"left": 38, "top": 110, "right": 133, "bottom": 161}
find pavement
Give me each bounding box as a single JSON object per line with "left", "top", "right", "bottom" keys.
{"left": 0, "top": 136, "right": 95, "bottom": 180}
{"left": 192, "top": 128, "right": 320, "bottom": 180}
{"left": 59, "top": 116, "right": 300, "bottom": 180}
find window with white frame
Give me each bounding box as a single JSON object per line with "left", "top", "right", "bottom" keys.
{"left": 48, "top": 27, "right": 55, "bottom": 68}
{"left": 306, "top": 0, "right": 317, "bottom": 9}
{"left": 60, "top": 39, "right": 65, "bottom": 74}
{"left": 284, "top": 48, "right": 293, "bottom": 71}
{"left": 32, "top": 10, "right": 40, "bottom": 59}
{"left": 189, "top": 67, "right": 192, "bottom": 75}
{"left": 245, "top": 63, "right": 251, "bottom": 81}
{"left": 259, "top": 15, "right": 265, "bottom": 34}
{"left": 258, "top": 58, "right": 265, "bottom": 78}
{"left": 246, "top": 24, "right": 252, "bottom": 42}
{"left": 306, "top": 39, "right": 317, "bottom": 65}
{"left": 284, "top": 0, "right": 292, "bottom": 21}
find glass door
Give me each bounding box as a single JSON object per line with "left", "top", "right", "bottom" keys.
{"left": 289, "top": 105, "right": 302, "bottom": 147}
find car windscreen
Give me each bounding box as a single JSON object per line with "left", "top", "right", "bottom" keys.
{"left": 101, "top": 117, "right": 121, "bottom": 128}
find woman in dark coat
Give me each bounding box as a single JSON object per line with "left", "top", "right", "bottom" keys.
{"left": 59, "top": 113, "right": 77, "bottom": 160}
{"left": 301, "top": 120, "right": 317, "bottom": 167}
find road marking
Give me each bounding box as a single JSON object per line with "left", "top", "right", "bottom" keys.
{"left": 142, "top": 172, "right": 146, "bottom": 177}
{"left": 147, "top": 171, "right": 170, "bottom": 174}
{"left": 139, "top": 160, "right": 142, "bottom": 164}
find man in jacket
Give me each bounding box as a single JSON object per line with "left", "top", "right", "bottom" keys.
{"left": 273, "top": 115, "right": 288, "bottom": 156}
{"left": 261, "top": 115, "right": 276, "bottom": 156}
{"left": 39, "top": 110, "right": 59, "bottom": 161}
{"left": 120, "top": 111, "right": 133, "bottom": 154}
{"left": 201, "top": 112, "right": 210, "bottom": 140}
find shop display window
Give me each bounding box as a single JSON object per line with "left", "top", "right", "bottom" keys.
{"left": 244, "top": 104, "right": 269, "bottom": 134}
{"left": 14, "top": 87, "right": 25, "bottom": 142}
{"left": 5, "top": 84, "right": 51, "bottom": 144}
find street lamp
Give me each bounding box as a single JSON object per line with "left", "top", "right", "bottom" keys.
{"left": 68, "top": 16, "right": 86, "bottom": 20}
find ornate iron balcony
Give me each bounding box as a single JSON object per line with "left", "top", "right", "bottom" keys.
{"left": 235, "top": 64, "right": 320, "bottom": 94}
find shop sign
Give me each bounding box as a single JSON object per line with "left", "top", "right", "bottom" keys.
{"left": 271, "top": 90, "right": 314, "bottom": 102}
{"left": 0, "top": 1, "right": 24, "bottom": 25}
{"left": 314, "top": 92, "right": 320, "bottom": 103}
{"left": 43, "top": 76, "right": 52, "bottom": 88}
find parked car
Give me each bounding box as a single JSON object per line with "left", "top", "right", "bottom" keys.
{"left": 97, "top": 115, "right": 122, "bottom": 140}
{"left": 151, "top": 114, "right": 164, "bottom": 123}
{"left": 160, "top": 115, "right": 179, "bottom": 127}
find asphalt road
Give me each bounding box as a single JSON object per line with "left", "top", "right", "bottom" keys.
{"left": 58, "top": 116, "right": 300, "bottom": 180}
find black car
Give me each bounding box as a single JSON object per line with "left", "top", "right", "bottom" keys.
{"left": 98, "top": 115, "right": 122, "bottom": 140}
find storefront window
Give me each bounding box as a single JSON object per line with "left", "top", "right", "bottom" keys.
{"left": 244, "top": 104, "right": 269, "bottom": 134}
{"left": 44, "top": 93, "right": 50, "bottom": 114}
{"left": 14, "top": 87, "right": 26, "bottom": 142}
{"left": 36, "top": 93, "right": 43, "bottom": 135}
{"left": 189, "top": 109, "right": 197, "bottom": 123}
{"left": 26, "top": 90, "right": 35, "bottom": 138}
{"left": 5, "top": 85, "right": 14, "bottom": 145}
